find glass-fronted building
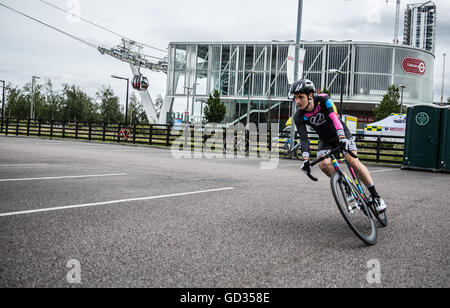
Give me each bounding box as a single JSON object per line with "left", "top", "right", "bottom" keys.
{"left": 166, "top": 41, "right": 434, "bottom": 127}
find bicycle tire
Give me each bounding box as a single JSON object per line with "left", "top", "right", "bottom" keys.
{"left": 279, "top": 144, "right": 291, "bottom": 159}
{"left": 331, "top": 173, "right": 377, "bottom": 246}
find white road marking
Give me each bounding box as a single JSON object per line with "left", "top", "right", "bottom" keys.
{"left": 277, "top": 164, "right": 300, "bottom": 168}
{"left": 0, "top": 164, "right": 48, "bottom": 167}
{"left": 371, "top": 169, "right": 401, "bottom": 174}
{"left": 0, "top": 187, "right": 235, "bottom": 218}
{"left": 71, "top": 146, "right": 117, "bottom": 148}
{"left": 0, "top": 173, "right": 127, "bottom": 182}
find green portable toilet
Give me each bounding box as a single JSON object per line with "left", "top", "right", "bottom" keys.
{"left": 438, "top": 106, "right": 450, "bottom": 172}
{"left": 403, "top": 104, "right": 442, "bottom": 171}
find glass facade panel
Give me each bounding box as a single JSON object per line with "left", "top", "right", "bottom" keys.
{"left": 355, "top": 46, "right": 393, "bottom": 74}
{"left": 303, "top": 45, "right": 324, "bottom": 73}
{"left": 328, "top": 45, "right": 349, "bottom": 73}
{"left": 197, "top": 45, "right": 209, "bottom": 70}
{"left": 175, "top": 45, "right": 187, "bottom": 70}
{"left": 276, "top": 45, "right": 288, "bottom": 73}
{"left": 354, "top": 74, "right": 391, "bottom": 96}
{"left": 245, "top": 45, "right": 254, "bottom": 70}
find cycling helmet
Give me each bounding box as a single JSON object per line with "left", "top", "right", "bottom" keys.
{"left": 289, "top": 79, "right": 316, "bottom": 96}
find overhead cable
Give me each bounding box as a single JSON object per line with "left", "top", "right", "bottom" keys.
{"left": 0, "top": 2, "right": 98, "bottom": 50}
{"left": 39, "top": 0, "right": 168, "bottom": 54}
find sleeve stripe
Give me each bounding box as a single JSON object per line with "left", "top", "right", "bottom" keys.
{"left": 329, "top": 112, "right": 344, "bottom": 132}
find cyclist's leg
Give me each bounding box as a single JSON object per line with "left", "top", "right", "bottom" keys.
{"left": 344, "top": 151, "right": 374, "bottom": 187}
{"left": 345, "top": 150, "right": 386, "bottom": 212}
{"left": 317, "top": 140, "right": 335, "bottom": 177}
{"left": 341, "top": 132, "right": 374, "bottom": 187}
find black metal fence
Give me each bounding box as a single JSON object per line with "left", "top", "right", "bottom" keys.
{"left": 0, "top": 118, "right": 405, "bottom": 165}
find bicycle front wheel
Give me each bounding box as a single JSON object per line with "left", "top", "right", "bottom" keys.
{"left": 331, "top": 173, "right": 377, "bottom": 246}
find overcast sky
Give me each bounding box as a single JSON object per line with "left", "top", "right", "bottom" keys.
{"left": 0, "top": 0, "right": 449, "bottom": 110}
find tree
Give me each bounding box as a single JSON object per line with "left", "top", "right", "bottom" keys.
{"left": 23, "top": 81, "right": 46, "bottom": 120}
{"left": 203, "top": 90, "right": 226, "bottom": 124}
{"left": 60, "top": 84, "right": 95, "bottom": 122}
{"left": 5, "top": 85, "right": 29, "bottom": 119}
{"left": 374, "top": 85, "right": 401, "bottom": 122}
{"left": 320, "top": 87, "right": 331, "bottom": 97}
{"left": 36, "top": 79, "right": 63, "bottom": 121}
{"left": 97, "top": 86, "right": 123, "bottom": 123}
{"left": 129, "top": 93, "right": 148, "bottom": 124}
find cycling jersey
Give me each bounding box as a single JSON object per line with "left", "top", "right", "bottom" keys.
{"left": 293, "top": 94, "right": 353, "bottom": 159}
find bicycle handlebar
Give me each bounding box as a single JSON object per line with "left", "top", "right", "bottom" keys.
{"left": 306, "top": 144, "right": 359, "bottom": 182}
{"left": 307, "top": 173, "right": 319, "bottom": 182}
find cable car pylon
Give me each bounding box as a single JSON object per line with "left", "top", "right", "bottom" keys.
{"left": 99, "top": 39, "right": 173, "bottom": 124}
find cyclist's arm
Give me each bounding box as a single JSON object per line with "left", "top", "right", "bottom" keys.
{"left": 324, "top": 98, "right": 345, "bottom": 139}
{"left": 294, "top": 112, "right": 310, "bottom": 161}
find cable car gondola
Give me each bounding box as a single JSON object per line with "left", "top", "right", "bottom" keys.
{"left": 132, "top": 74, "right": 149, "bottom": 91}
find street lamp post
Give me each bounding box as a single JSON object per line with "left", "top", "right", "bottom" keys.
{"left": 0, "top": 80, "right": 5, "bottom": 133}
{"left": 329, "top": 69, "right": 344, "bottom": 119}
{"left": 111, "top": 75, "right": 130, "bottom": 125}
{"left": 31, "top": 76, "right": 40, "bottom": 120}
{"left": 191, "top": 82, "right": 200, "bottom": 123}
{"left": 399, "top": 84, "right": 407, "bottom": 114}
{"left": 291, "top": 0, "right": 304, "bottom": 158}
{"left": 184, "top": 86, "right": 193, "bottom": 124}
{"left": 246, "top": 70, "right": 255, "bottom": 127}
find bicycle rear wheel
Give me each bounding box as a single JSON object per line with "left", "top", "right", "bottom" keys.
{"left": 331, "top": 173, "right": 377, "bottom": 246}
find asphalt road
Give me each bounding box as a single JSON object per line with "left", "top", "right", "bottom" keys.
{"left": 0, "top": 135, "right": 448, "bottom": 288}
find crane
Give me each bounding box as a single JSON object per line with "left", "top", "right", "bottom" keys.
{"left": 387, "top": 0, "right": 402, "bottom": 44}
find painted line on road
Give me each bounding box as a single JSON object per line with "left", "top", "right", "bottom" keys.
{"left": 0, "top": 173, "right": 127, "bottom": 183}
{"left": 277, "top": 164, "right": 300, "bottom": 168}
{"left": 71, "top": 145, "right": 118, "bottom": 148}
{"left": 0, "top": 187, "right": 235, "bottom": 218}
{"left": 370, "top": 169, "right": 401, "bottom": 174}
{"left": 0, "top": 164, "right": 49, "bottom": 168}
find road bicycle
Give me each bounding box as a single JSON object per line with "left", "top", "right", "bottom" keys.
{"left": 279, "top": 136, "right": 302, "bottom": 159}
{"left": 306, "top": 144, "right": 388, "bottom": 246}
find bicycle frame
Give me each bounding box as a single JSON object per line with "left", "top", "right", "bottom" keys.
{"left": 330, "top": 153, "right": 369, "bottom": 203}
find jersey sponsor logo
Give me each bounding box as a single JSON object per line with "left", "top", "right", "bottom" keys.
{"left": 402, "top": 57, "right": 426, "bottom": 75}
{"left": 309, "top": 113, "right": 326, "bottom": 126}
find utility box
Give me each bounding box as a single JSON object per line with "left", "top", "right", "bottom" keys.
{"left": 403, "top": 105, "right": 442, "bottom": 171}
{"left": 438, "top": 106, "right": 450, "bottom": 172}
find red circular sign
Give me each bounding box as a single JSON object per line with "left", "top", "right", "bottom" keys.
{"left": 402, "top": 57, "right": 426, "bottom": 75}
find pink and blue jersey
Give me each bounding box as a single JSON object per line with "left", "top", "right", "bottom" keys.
{"left": 294, "top": 94, "right": 350, "bottom": 159}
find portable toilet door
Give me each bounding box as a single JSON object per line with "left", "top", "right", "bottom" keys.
{"left": 438, "top": 106, "right": 450, "bottom": 172}
{"left": 403, "top": 104, "right": 442, "bottom": 171}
